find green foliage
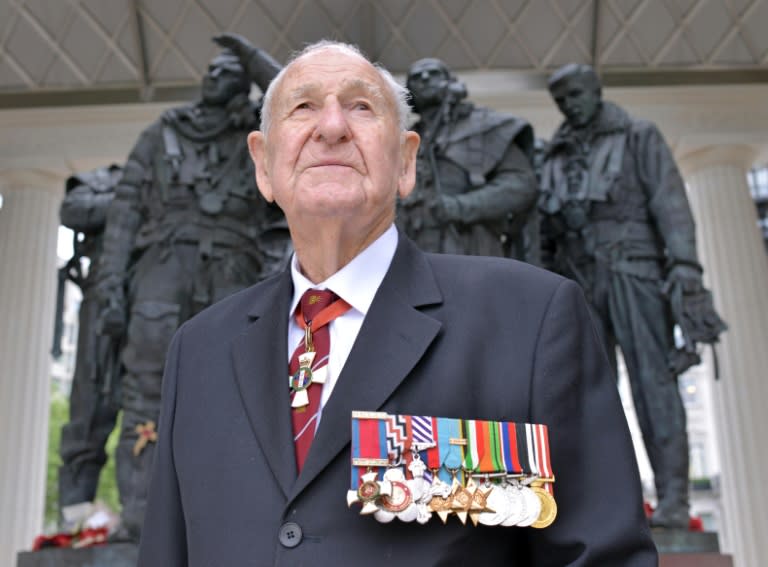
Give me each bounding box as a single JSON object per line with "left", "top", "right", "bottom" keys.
{"left": 44, "top": 387, "right": 121, "bottom": 530}
{"left": 44, "top": 388, "right": 68, "bottom": 528}
{"left": 95, "top": 412, "right": 121, "bottom": 513}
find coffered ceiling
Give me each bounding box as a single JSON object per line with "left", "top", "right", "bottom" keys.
{"left": 1, "top": 0, "right": 767, "bottom": 107}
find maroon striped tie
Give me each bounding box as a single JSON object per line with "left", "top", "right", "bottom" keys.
{"left": 290, "top": 289, "right": 348, "bottom": 472}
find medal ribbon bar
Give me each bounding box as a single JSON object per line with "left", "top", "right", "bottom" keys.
{"left": 348, "top": 412, "right": 557, "bottom": 528}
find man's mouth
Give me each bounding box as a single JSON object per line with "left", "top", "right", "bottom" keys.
{"left": 309, "top": 161, "right": 355, "bottom": 169}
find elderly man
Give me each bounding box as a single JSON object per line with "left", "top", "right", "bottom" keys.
{"left": 138, "top": 42, "right": 656, "bottom": 565}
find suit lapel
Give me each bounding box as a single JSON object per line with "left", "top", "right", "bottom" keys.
{"left": 290, "top": 236, "right": 443, "bottom": 501}
{"left": 231, "top": 271, "right": 296, "bottom": 498}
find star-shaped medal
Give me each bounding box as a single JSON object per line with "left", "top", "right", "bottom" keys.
{"left": 450, "top": 479, "right": 475, "bottom": 525}
{"left": 428, "top": 492, "right": 454, "bottom": 524}
{"left": 466, "top": 478, "right": 494, "bottom": 526}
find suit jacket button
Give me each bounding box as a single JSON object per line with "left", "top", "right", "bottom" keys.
{"left": 278, "top": 522, "right": 303, "bottom": 548}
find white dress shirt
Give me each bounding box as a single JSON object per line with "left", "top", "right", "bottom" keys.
{"left": 288, "top": 225, "right": 398, "bottom": 424}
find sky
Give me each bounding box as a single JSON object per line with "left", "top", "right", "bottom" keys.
{"left": 58, "top": 226, "right": 74, "bottom": 261}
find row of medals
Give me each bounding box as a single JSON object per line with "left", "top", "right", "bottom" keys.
{"left": 347, "top": 456, "right": 557, "bottom": 528}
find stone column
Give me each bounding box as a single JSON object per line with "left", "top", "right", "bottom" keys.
{"left": 680, "top": 145, "right": 768, "bottom": 567}
{"left": 0, "top": 170, "right": 63, "bottom": 567}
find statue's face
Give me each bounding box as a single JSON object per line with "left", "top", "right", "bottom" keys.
{"left": 201, "top": 54, "right": 248, "bottom": 106}
{"left": 407, "top": 59, "right": 450, "bottom": 112}
{"left": 549, "top": 74, "right": 602, "bottom": 128}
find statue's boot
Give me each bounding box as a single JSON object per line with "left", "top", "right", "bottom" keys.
{"left": 638, "top": 372, "right": 690, "bottom": 530}
{"left": 114, "top": 425, "right": 152, "bottom": 542}
{"left": 59, "top": 462, "right": 101, "bottom": 508}
{"left": 650, "top": 477, "right": 689, "bottom": 529}
{"left": 58, "top": 463, "right": 102, "bottom": 529}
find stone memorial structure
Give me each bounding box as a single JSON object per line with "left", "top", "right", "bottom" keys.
{"left": 94, "top": 35, "right": 289, "bottom": 541}
{"left": 539, "top": 63, "right": 726, "bottom": 530}
{"left": 398, "top": 58, "right": 538, "bottom": 262}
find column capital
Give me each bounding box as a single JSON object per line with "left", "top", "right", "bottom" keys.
{"left": 677, "top": 144, "right": 758, "bottom": 178}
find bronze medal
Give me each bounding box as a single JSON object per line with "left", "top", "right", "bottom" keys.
{"left": 466, "top": 479, "right": 494, "bottom": 526}
{"left": 450, "top": 481, "right": 474, "bottom": 525}
{"left": 428, "top": 488, "right": 454, "bottom": 524}
{"left": 531, "top": 486, "right": 557, "bottom": 528}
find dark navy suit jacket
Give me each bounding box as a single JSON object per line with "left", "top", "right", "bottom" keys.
{"left": 138, "top": 233, "right": 657, "bottom": 566}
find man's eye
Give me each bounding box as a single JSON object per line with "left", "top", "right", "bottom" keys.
{"left": 294, "top": 102, "right": 311, "bottom": 111}
{"left": 353, "top": 101, "right": 371, "bottom": 111}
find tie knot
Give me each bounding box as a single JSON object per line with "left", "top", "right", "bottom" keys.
{"left": 300, "top": 289, "right": 338, "bottom": 322}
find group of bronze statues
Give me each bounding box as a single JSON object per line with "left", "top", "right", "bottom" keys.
{"left": 53, "top": 36, "right": 725, "bottom": 541}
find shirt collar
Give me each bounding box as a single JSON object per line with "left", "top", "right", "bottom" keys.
{"left": 289, "top": 224, "right": 398, "bottom": 317}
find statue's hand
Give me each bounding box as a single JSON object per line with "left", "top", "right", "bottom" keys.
{"left": 212, "top": 33, "right": 254, "bottom": 60}
{"left": 399, "top": 192, "right": 425, "bottom": 209}
{"left": 662, "top": 264, "right": 703, "bottom": 296}
{"left": 430, "top": 195, "right": 461, "bottom": 223}
{"left": 95, "top": 275, "right": 127, "bottom": 338}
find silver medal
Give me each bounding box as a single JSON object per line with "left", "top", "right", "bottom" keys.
{"left": 375, "top": 468, "right": 417, "bottom": 523}
{"left": 516, "top": 484, "right": 542, "bottom": 527}
{"left": 407, "top": 458, "right": 433, "bottom": 524}
{"left": 500, "top": 483, "right": 527, "bottom": 527}
{"left": 477, "top": 482, "right": 510, "bottom": 526}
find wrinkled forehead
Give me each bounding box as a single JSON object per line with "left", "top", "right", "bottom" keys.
{"left": 278, "top": 49, "right": 393, "bottom": 105}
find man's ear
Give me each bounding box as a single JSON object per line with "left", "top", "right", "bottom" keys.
{"left": 397, "top": 131, "right": 420, "bottom": 200}
{"left": 247, "top": 131, "right": 273, "bottom": 202}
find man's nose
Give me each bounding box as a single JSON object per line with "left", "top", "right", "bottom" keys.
{"left": 313, "top": 99, "right": 351, "bottom": 144}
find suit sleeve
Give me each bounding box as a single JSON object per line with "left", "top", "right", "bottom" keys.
{"left": 526, "top": 278, "right": 657, "bottom": 566}
{"left": 137, "top": 325, "right": 188, "bottom": 566}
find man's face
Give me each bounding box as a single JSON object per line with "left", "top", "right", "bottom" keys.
{"left": 407, "top": 59, "right": 450, "bottom": 112}
{"left": 248, "top": 48, "right": 419, "bottom": 235}
{"left": 201, "top": 55, "right": 248, "bottom": 106}
{"left": 549, "top": 74, "right": 601, "bottom": 128}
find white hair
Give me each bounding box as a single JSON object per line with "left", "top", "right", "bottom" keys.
{"left": 259, "top": 40, "right": 410, "bottom": 136}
